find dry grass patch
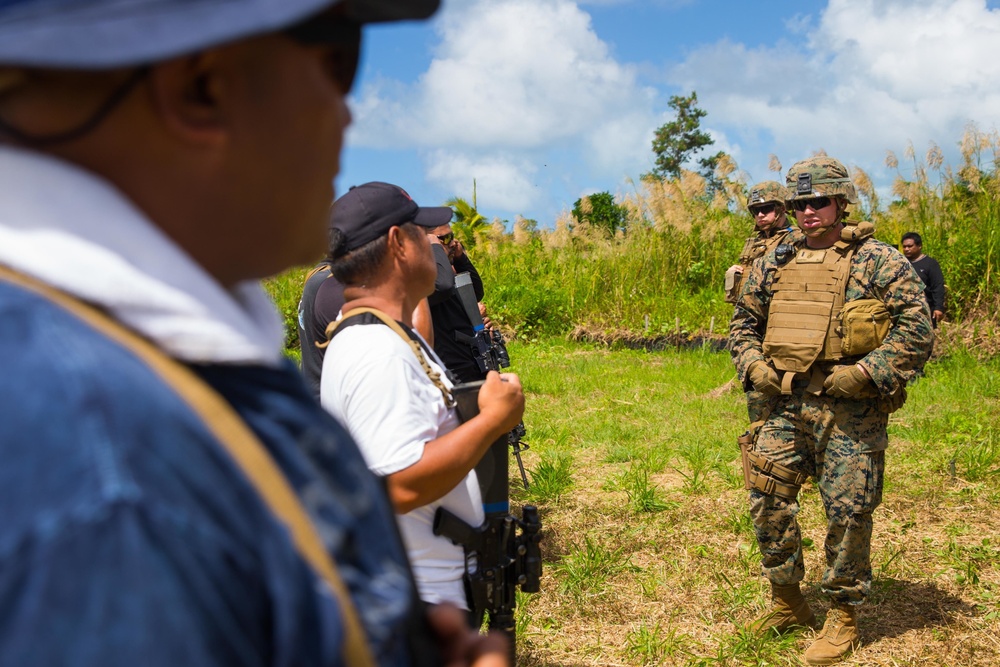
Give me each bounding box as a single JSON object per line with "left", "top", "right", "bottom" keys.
{"left": 510, "top": 340, "right": 1000, "bottom": 666}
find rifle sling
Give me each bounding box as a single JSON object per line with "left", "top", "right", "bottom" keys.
{"left": 0, "top": 265, "right": 375, "bottom": 667}
{"left": 326, "top": 307, "right": 454, "bottom": 408}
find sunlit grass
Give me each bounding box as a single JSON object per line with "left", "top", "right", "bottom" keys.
{"left": 510, "top": 339, "right": 1000, "bottom": 666}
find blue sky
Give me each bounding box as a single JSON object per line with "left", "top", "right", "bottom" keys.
{"left": 337, "top": 0, "right": 1000, "bottom": 226}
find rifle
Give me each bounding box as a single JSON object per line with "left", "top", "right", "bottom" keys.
{"left": 434, "top": 381, "right": 542, "bottom": 666}
{"left": 454, "top": 272, "right": 531, "bottom": 490}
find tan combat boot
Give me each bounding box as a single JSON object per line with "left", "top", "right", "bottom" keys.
{"left": 749, "top": 583, "right": 818, "bottom": 634}
{"left": 804, "top": 604, "right": 859, "bottom": 665}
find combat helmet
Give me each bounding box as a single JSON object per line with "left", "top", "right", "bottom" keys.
{"left": 785, "top": 156, "right": 857, "bottom": 205}
{"left": 747, "top": 181, "right": 789, "bottom": 212}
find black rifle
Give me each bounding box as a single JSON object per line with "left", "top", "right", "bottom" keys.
{"left": 434, "top": 381, "right": 542, "bottom": 666}
{"left": 454, "top": 272, "right": 531, "bottom": 490}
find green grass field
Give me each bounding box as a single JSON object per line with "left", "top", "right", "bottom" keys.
{"left": 506, "top": 339, "right": 1000, "bottom": 666}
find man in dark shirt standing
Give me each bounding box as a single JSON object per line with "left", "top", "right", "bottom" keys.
{"left": 298, "top": 259, "right": 345, "bottom": 398}
{"left": 901, "top": 232, "right": 945, "bottom": 327}
{"left": 428, "top": 223, "right": 488, "bottom": 383}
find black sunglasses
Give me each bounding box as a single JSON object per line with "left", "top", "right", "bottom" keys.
{"left": 436, "top": 232, "right": 455, "bottom": 245}
{"left": 749, "top": 203, "right": 777, "bottom": 216}
{"left": 790, "top": 196, "right": 833, "bottom": 212}
{"left": 284, "top": 14, "right": 363, "bottom": 94}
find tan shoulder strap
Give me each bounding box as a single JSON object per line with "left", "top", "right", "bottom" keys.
{"left": 326, "top": 307, "right": 455, "bottom": 408}
{"left": 0, "top": 265, "right": 375, "bottom": 667}
{"left": 304, "top": 263, "right": 332, "bottom": 283}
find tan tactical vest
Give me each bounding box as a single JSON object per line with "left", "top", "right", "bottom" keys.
{"left": 762, "top": 221, "right": 877, "bottom": 391}
{"left": 725, "top": 228, "right": 792, "bottom": 304}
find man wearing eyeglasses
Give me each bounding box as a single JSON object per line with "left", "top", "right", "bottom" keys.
{"left": 0, "top": 1, "right": 508, "bottom": 665}
{"left": 730, "top": 157, "right": 932, "bottom": 665}
{"left": 427, "top": 224, "right": 491, "bottom": 384}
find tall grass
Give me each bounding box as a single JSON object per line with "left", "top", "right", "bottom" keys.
{"left": 265, "top": 126, "right": 1000, "bottom": 353}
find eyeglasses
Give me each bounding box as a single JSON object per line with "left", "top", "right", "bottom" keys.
{"left": 790, "top": 196, "right": 833, "bottom": 212}
{"left": 749, "top": 203, "right": 777, "bottom": 216}
{"left": 436, "top": 232, "right": 455, "bottom": 245}
{"left": 284, "top": 13, "right": 363, "bottom": 94}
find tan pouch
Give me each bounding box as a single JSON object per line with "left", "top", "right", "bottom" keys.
{"left": 724, "top": 266, "right": 743, "bottom": 304}
{"left": 839, "top": 298, "right": 891, "bottom": 356}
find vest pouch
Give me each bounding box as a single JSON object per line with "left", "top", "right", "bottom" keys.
{"left": 724, "top": 265, "right": 742, "bottom": 304}
{"left": 839, "top": 299, "right": 891, "bottom": 357}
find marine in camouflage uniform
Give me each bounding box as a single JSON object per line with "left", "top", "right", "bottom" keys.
{"left": 729, "top": 157, "right": 933, "bottom": 665}
{"left": 725, "top": 181, "right": 801, "bottom": 425}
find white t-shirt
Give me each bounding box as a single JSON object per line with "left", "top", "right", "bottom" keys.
{"left": 320, "top": 322, "right": 484, "bottom": 608}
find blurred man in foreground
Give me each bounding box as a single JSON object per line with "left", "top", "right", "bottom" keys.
{"left": 0, "top": 1, "right": 506, "bottom": 665}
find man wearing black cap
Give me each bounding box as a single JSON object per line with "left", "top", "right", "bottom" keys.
{"left": 0, "top": 1, "right": 507, "bottom": 665}
{"left": 321, "top": 182, "right": 526, "bottom": 610}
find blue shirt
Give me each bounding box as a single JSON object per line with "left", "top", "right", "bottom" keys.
{"left": 0, "top": 280, "right": 415, "bottom": 666}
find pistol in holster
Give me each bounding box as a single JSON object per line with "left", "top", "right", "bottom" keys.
{"left": 737, "top": 418, "right": 806, "bottom": 501}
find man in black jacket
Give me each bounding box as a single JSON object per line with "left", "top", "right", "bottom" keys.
{"left": 428, "top": 224, "right": 489, "bottom": 383}
{"left": 901, "top": 232, "right": 945, "bottom": 327}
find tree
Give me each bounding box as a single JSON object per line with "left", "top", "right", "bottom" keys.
{"left": 650, "top": 92, "right": 717, "bottom": 183}
{"left": 572, "top": 191, "right": 627, "bottom": 238}
{"left": 446, "top": 179, "right": 487, "bottom": 247}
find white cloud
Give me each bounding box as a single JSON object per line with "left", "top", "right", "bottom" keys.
{"left": 670, "top": 0, "right": 1000, "bottom": 182}
{"left": 424, "top": 149, "right": 541, "bottom": 212}
{"left": 346, "top": 0, "right": 1000, "bottom": 223}
{"left": 353, "top": 0, "right": 658, "bottom": 174}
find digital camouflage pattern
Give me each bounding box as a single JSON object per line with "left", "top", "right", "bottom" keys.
{"left": 785, "top": 156, "right": 858, "bottom": 205}
{"left": 749, "top": 394, "right": 886, "bottom": 603}
{"left": 726, "top": 206, "right": 802, "bottom": 307}
{"left": 731, "top": 234, "right": 933, "bottom": 405}
{"left": 730, "top": 231, "right": 933, "bottom": 603}
{"left": 734, "top": 226, "right": 800, "bottom": 269}
{"left": 747, "top": 181, "right": 790, "bottom": 210}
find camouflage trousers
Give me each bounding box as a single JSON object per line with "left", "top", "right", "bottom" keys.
{"left": 745, "top": 389, "right": 770, "bottom": 425}
{"left": 748, "top": 390, "right": 887, "bottom": 604}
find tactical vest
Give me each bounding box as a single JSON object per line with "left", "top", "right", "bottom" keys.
{"left": 725, "top": 227, "right": 792, "bottom": 304}
{"left": 762, "top": 221, "right": 877, "bottom": 391}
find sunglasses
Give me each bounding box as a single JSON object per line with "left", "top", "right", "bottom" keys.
{"left": 790, "top": 196, "right": 833, "bottom": 212}
{"left": 749, "top": 203, "right": 777, "bottom": 216}
{"left": 284, "top": 13, "right": 363, "bottom": 94}
{"left": 436, "top": 232, "right": 455, "bottom": 245}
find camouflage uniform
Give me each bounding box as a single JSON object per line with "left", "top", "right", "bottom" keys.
{"left": 729, "top": 181, "right": 801, "bottom": 425}
{"left": 731, "top": 209, "right": 933, "bottom": 605}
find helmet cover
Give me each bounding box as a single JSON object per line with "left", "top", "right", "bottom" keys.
{"left": 747, "top": 181, "right": 789, "bottom": 211}
{"left": 785, "top": 156, "right": 857, "bottom": 205}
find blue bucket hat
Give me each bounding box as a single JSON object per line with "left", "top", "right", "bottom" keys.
{"left": 0, "top": 0, "right": 439, "bottom": 68}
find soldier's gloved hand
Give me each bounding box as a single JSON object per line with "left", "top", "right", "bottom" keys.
{"left": 823, "top": 364, "right": 872, "bottom": 398}
{"left": 748, "top": 360, "right": 782, "bottom": 396}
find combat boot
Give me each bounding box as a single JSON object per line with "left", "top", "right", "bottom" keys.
{"left": 804, "top": 604, "right": 859, "bottom": 665}
{"left": 749, "top": 583, "right": 818, "bottom": 634}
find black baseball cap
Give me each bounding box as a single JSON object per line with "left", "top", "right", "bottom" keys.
{"left": 331, "top": 182, "right": 453, "bottom": 254}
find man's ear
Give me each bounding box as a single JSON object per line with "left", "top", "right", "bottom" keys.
{"left": 146, "top": 52, "right": 229, "bottom": 146}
